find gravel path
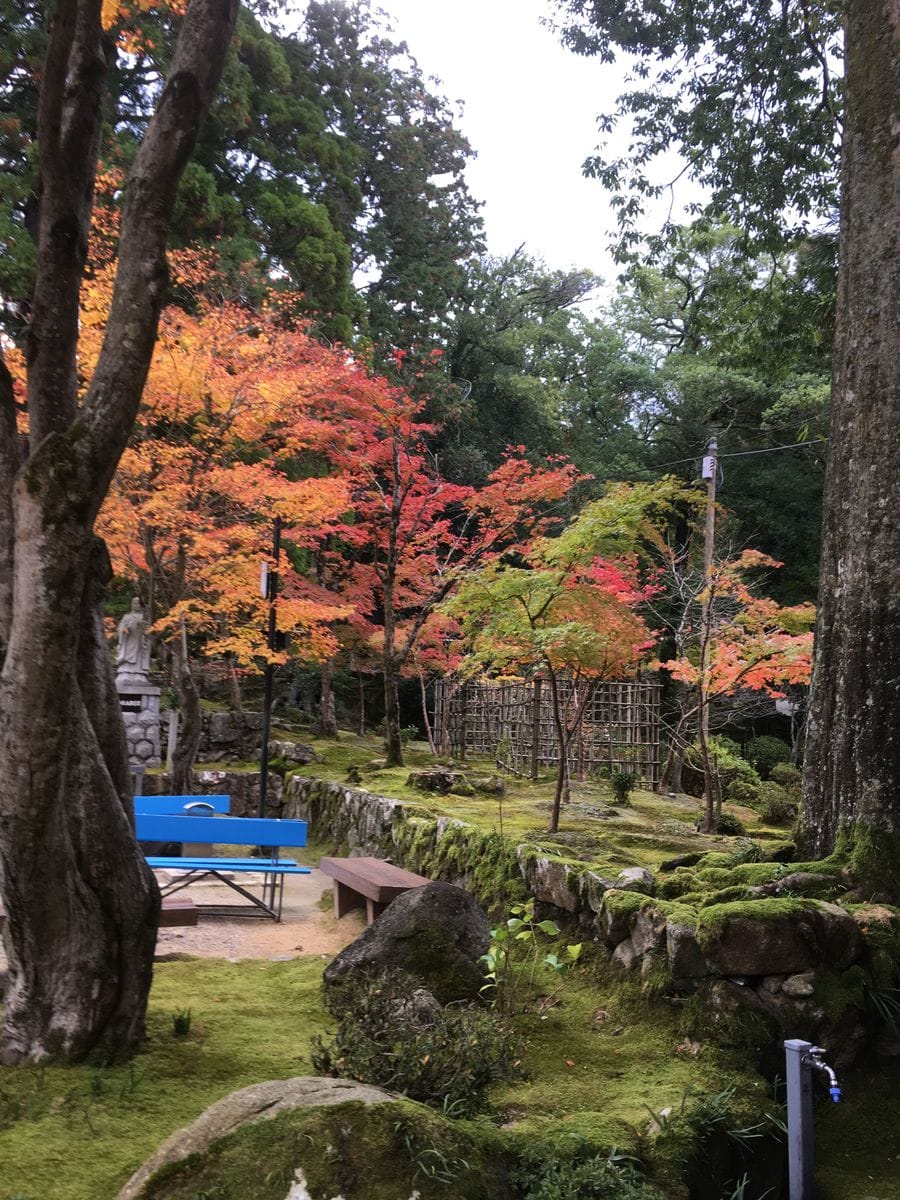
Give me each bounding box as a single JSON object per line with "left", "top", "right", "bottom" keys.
{"left": 0, "top": 869, "right": 365, "bottom": 971}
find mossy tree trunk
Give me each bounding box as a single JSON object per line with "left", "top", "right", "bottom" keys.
{"left": 0, "top": 0, "right": 238, "bottom": 1063}
{"left": 800, "top": 4, "right": 900, "bottom": 897}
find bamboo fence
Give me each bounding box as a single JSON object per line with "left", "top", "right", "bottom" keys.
{"left": 433, "top": 677, "right": 662, "bottom": 785}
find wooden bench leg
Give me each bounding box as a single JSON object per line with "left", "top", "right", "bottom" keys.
{"left": 333, "top": 879, "right": 365, "bottom": 919}
{"left": 366, "top": 898, "right": 388, "bottom": 924}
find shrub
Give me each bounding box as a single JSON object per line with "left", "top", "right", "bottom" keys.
{"left": 400, "top": 725, "right": 420, "bottom": 744}
{"left": 758, "top": 781, "right": 798, "bottom": 825}
{"left": 744, "top": 735, "right": 791, "bottom": 779}
{"left": 610, "top": 769, "right": 636, "bottom": 805}
{"left": 770, "top": 761, "right": 802, "bottom": 789}
{"left": 715, "top": 810, "right": 747, "bottom": 837}
{"left": 310, "top": 969, "right": 521, "bottom": 1117}
{"left": 725, "top": 779, "right": 761, "bottom": 807}
{"left": 683, "top": 737, "right": 760, "bottom": 798}
{"left": 512, "top": 1145, "right": 666, "bottom": 1200}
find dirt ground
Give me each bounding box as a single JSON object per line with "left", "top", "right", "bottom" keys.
{"left": 0, "top": 868, "right": 365, "bottom": 971}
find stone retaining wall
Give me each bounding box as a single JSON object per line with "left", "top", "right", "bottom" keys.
{"left": 284, "top": 773, "right": 897, "bottom": 1062}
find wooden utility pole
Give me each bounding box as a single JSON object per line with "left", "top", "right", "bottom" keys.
{"left": 699, "top": 436, "right": 718, "bottom": 741}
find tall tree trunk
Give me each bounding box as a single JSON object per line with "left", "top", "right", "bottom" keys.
{"left": 383, "top": 659, "right": 404, "bottom": 767}
{"left": 800, "top": 5, "right": 900, "bottom": 896}
{"left": 382, "top": 570, "right": 403, "bottom": 766}
{"left": 418, "top": 670, "right": 437, "bottom": 754}
{"left": 170, "top": 625, "right": 201, "bottom": 795}
{"left": 226, "top": 652, "right": 243, "bottom": 714}
{"left": 315, "top": 658, "right": 338, "bottom": 737}
{"left": 546, "top": 668, "right": 568, "bottom": 833}
{"left": 0, "top": 0, "right": 237, "bottom": 1062}
{"left": 0, "top": 538, "right": 159, "bottom": 1064}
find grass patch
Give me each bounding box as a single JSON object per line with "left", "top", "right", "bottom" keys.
{"left": 0, "top": 958, "right": 331, "bottom": 1200}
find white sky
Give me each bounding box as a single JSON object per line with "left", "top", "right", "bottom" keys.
{"left": 288, "top": 0, "right": 639, "bottom": 285}
{"left": 378, "top": 0, "right": 626, "bottom": 281}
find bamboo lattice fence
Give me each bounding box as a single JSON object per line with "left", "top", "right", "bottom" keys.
{"left": 433, "top": 677, "right": 662, "bottom": 785}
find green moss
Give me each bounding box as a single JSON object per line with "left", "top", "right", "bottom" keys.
{"left": 814, "top": 966, "right": 869, "bottom": 1024}
{"left": 695, "top": 896, "right": 817, "bottom": 941}
{"left": 836, "top": 822, "right": 900, "bottom": 899}
{"left": 139, "top": 1100, "right": 513, "bottom": 1200}
{"left": 0, "top": 959, "right": 333, "bottom": 1200}
{"left": 815, "top": 1061, "right": 900, "bottom": 1198}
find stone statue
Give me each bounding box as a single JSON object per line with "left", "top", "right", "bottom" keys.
{"left": 116, "top": 597, "right": 151, "bottom": 679}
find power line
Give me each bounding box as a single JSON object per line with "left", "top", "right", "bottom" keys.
{"left": 652, "top": 437, "right": 827, "bottom": 471}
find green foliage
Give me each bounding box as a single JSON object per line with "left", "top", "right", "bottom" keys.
{"left": 311, "top": 970, "right": 521, "bottom": 1117}
{"left": 610, "top": 770, "right": 636, "bottom": 806}
{"left": 724, "top": 779, "right": 760, "bottom": 807}
{"left": 770, "top": 761, "right": 802, "bottom": 789}
{"left": 553, "top": 3, "right": 841, "bottom": 253}
{"left": 511, "top": 1142, "right": 665, "bottom": 1200}
{"left": 171, "top": 1009, "right": 192, "bottom": 1038}
{"left": 758, "top": 782, "right": 798, "bottom": 825}
{"left": 481, "top": 898, "right": 582, "bottom": 1016}
{"left": 714, "top": 811, "right": 747, "bottom": 837}
{"left": 744, "top": 736, "right": 791, "bottom": 779}
{"left": 684, "top": 738, "right": 760, "bottom": 798}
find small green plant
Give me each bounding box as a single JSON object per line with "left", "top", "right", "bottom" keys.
{"left": 394, "top": 1118, "right": 471, "bottom": 1186}
{"left": 400, "top": 724, "right": 419, "bottom": 744}
{"left": 724, "top": 778, "right": 761, "bottom": 806}
{"left": 311, "top": 969, "right": 521, "bottom": 1116}
{"left": 770, "top": 761, "right": 802, "bottom": 789}
{"left": 610, "top": 769, "right": 636, "bottom": 805}
{"left": 480, "top": 897, "right": 582, "bottom": 1014}
{"left": 512, "top": 1140, "right": 666, "bottom": 1200}
{"left": 172, "top": 1008, "right": 192, "bottom": 1037}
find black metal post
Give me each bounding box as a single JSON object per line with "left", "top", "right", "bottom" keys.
{"left": 258, "top": 516, "right": 281, "bottom": 818}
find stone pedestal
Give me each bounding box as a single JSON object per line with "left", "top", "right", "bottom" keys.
{"left": 117, "top": 673, "right": 162, "bottom": 767}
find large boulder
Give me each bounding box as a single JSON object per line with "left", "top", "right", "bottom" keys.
{"left": 116, "top": 1077, "right": 511, "bottom": 1200}
{"left": 324, "top": 881, "right": 490, "bottom": 1003}
{"left": 116, "top": 1078, "right": 395, "bottom": 1200}
{"left": 697, "top": 899, "right": 862, "bottom": 976}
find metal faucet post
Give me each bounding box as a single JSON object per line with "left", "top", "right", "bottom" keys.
{"left": 785, "top": 1039, "right": 841, "bottom": 1199}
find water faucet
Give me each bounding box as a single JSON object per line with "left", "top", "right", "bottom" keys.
{"left": 804, "top": 1046, "right": 841, "bottom": 1103}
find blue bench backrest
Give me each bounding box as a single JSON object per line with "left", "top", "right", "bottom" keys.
{"left": 135, "top": 812, "right": 307, "bottom": 847}
{"left": 135, "top": 795, "right": 230, "bottom": 815}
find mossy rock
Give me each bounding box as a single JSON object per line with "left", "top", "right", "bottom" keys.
{"left": 121, "top": 1084, "right": 513, "bottom": 1200}
{"left": 323, "top": 881, "right": 489, "bottom": 1003}
{"left": 696, "top": 899, "right": 862, "bottom": 976}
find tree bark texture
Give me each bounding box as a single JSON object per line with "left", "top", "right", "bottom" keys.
{"left": 800, "top": 3, "right": 900, "bottom": 893}
{"left": 0, "top": 0, "right": 238, "bottom": 1063}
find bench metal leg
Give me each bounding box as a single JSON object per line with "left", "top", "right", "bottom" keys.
{"left": 333, "top": 880, "right": 366, "bottom": 918}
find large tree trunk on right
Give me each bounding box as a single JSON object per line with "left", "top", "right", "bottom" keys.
{"left": 800, "top": 4, "right": 900, "bottom": 897}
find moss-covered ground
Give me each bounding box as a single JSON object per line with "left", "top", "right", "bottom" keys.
{"left": 281, "top": 733, "right": 794, "bottom": 877}
{"left": 4, "top": 732, "right": 895, "bottom": 1198}
{"left": 0, "top": 959, "right": 330, "bottom": 1200}
{"left": 0, "top": 945, "right": 772, "bottom": 1200}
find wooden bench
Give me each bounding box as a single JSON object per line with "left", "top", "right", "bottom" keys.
{"left": 319, "top": 856, "right": 429, "bottom": 925}
{"left": 137, "top": 813, "right": 309, "bottom": 921}
{"left": 0, "top": 895, "right": 197, "bottom": 932}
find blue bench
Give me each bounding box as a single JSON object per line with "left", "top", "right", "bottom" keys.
{"left": 136, "top": 813, "right": 309, "bottom": 921}
{"left": 135, "top": 794, "right": 231, "bottom": 815}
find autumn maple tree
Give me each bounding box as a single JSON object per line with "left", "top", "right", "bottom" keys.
{"left": 312, "top": 391, "right": 584, "bottom": 765}
{"left": 449, "top": 482, "right": 678, "bottom": 832}
{"left": 655, "top": 549, "right": 814, "bottom": 832}
{"left": 95, "top": 280, "right": 358, "bottom": 786}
